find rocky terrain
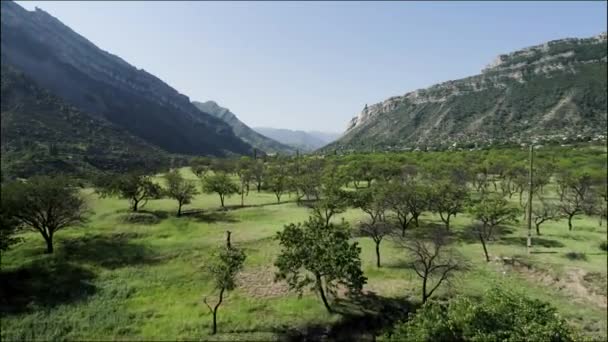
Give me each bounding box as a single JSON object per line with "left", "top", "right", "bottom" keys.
{"left": 328, "top": 33, "right": 607, "bottom": 152}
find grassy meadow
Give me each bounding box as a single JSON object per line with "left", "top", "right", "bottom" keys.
{"left": 1, "top": 167, "right": 606, "bottom": 341}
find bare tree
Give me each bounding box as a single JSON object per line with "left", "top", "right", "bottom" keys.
{"left": 397, "top": 230, "right": 465, "bottom": 303}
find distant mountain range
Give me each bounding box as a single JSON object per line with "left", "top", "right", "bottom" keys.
{"left": 192, "top": 101, "right": 296, "bottom": 155}
{"left": 1, "top": 0, "right": 253, "bottom": 164}
{"left": 253, "top": 127, "right": 341, "bottom": 152}
{"left": 325, "top": 33, "right": 607, "bottom": 152}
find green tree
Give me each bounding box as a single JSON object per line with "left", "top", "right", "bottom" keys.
{"left": 203, "top": 231, "right": 246, "bottom": 335}
{"left": 266, "top": 164, "right": 288, "bottom": 203}
{"left": 469, "top": 195, "right": 519, "bottom": 262}
{"left": 274, "top": 216, "right": 367, "bottom": 313}
{"left": 429, "top": 181, "right": 469, "bottom": 230}
{"left": 201, "top": 173, "right": 240, "bottom": 208}
{"left": 164, "top": 170, "right": 199, "bottom": 216}
{"left": 3, "top": 176, "right": 87, "bottom": 253}
{"left": 95, "top": 172, "right": 162, "bottom": 212}
{"left": 387, "top": 287, "right": 578, "bottom": 342}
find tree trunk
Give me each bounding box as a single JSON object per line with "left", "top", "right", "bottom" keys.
{"left": 479, "top": 233, "right": 490, "bottom": 262}
{"left": 315, "top": 274, "right": 332, "bottom": 313}
{"left": 413, "top": 215, "right": 419, "bottom": 227}
{"left": 177, "top": 202, "right": 182, "bottom": 217}
{"left": 211, "top": 287, "right": 225, "bottom": 334}
{"left": 220, "top": 194, "right": 225, "bottom": 208}
{"left": 276, "top": 194, "right": 281, "bottom": 204}
{"left": 241, "top": 187, "right": 245, "bottom": 207}
{"left": 535, "top": 222, "right": 541, "bottom": 235}
{"left": 421, "top": 274, "right": 428, "bottom": 303}
{"left": 568, "top": 214, "right": 573, "bottom": 231}
{"left": 44, "top": 234, "right": 54, "bottom": 254}
{"left": 132, "top": 200, "right": 139, "bottom": 212}
{"left": 375, "top": 241, "right": 381, "bottom": 268}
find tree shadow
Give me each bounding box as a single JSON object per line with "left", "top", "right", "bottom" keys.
{"left": 497, "top": 236, "right": 564, "bottom": 248}
{"left": 453, "top": 225, "right": 515, "bottom": 244}
{"left": 0, "top": 259, "right": 96, "bottom": 315}
{"left": 273, "top": 292, "right": 417, "bottom": 341}
{"left": 185, "top": 211, "right": 240, "bottom": 223}
{"left": 57, "top": 233, "right": 164, "bottom": 269}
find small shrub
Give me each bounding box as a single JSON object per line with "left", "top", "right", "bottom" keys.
{"left": 564, "top": 252, "right": 587, "bottom": 261}
{"left": 600, "top": 241, "right": 608, "bottom": 252}
{"left": 120, "top": 212, "right": 160, "bottom": 225}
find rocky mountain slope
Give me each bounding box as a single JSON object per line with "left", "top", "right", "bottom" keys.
{"left": 326, "top": 33, "right": 607, "bottom": 152}
{"left": 253, "top": 127, "right": 341, "bottom": 152}
{"left": 1, "top": 63, "right": 168, "bottom": 178}
{"left": 192, "top": 101, "right": 296, "bottom": 155}
{"left": 0, "top": 1, "right": 252, "bottom": 156}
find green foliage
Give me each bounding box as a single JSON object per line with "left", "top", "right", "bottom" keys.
{"left": 163, "top": 170, "right": 199, "bottom": 216}
{"left": 387, "top": 287, "right": 579, "bottom": 342}
{"left": 207, "top": 244, "right": 247, "bottom": 292}
{"left": 274, "top": 216, "right": 367, "bottom": 312}
{"left": 2, "top": 176, "right": 87, "bottom": 253}
{"left": 201, "top": 173, "right": 240, "bottom": 208}
{"left": 95, "top": 172, "right": 163, "bottom": 211}
{"left": 0, "top": 185, "right": 22, "bottom": 251}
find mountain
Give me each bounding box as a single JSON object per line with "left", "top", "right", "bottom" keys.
{"left": 0, "top": 1, "right": 252, "bottom": 157}
{"left": 326, "top": 33, "right": 608, "bottom": 152}
{"left": 1, "top": 63, "right": 169, "bottom": 178}
{"left": 192, "top": 101, "right": 296, "bottom": 155}
{"left": 253, "top": 127, "right": 341, "bottom": 152}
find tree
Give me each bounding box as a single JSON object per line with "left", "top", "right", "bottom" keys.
{"left": 387, "top": 287, "right": 578, "bottom": 342}
{"left": 235, "top": 157, "right": 253, "bottom": 206}
{"left": 164, "top": 170, "right": 199, "bottom": 216}
{"left": 531, "top": 199, "right": 560, "bottom": 235}
{"left": 429, "top": 181, "right": 469, "bottom": 230}
{"left": 558, "top": 173, "right": 596, "bottom": 231}
{"left": 385, "top": 184, "right": 413, "bottom": 236}
{"left": 203, "top": 231, "right": 246, "bottom": 335}
{"left": 359, "top": 221, "right": 394, "bottom": 268}
{"left": 311, "top": 184, "right": 351, "bottom": 227}
{"left": 397, "top": 229, "right": 464, "bottom": 303}
{"left": 266, "top": 164, "right": 288, "bottom": 203}
{"left": 201, "top": 173, "right": 239, "bottom": 208}
{"left": 191, "top": 157, "right": 211, "bottom": 178}
{"left": 406, "top": 183, "right": 429, "bottom": 228}
{"left": 3, "top": 176, "right": 87, "bottom": 253}
{"left": 469, "top": 195, "right": 519, "bottom": 262}
{"left": 252, "top": 160, "right": 265, "bottom": 193}
{"left": 351, "top": 185, "right": 389, "bottom": 225}
{"left": 95, "top": 172, "right": 162, "bottom": 212}
{"left": 274, "top": 216, "right": 366, "bottom": 313}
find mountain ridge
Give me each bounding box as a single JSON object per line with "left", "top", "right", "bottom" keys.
{"left": 327, "top": 33, "right": 607, "bottom": 151}
{"left": 1, "top": 0, "right": 253, "bottom": 156}
{"left": 192, "top": 101, "right": 296, "bottom": 155}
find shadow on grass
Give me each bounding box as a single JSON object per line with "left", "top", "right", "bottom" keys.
{"left": 0, "top": 259, "right": 96, "bottom": 315}
{"left": 274, "top": 292, "right": 417, "bottom": 341}
{"left": 185, "top": 210, "right": 240, "bottom": 224}
{"left": 57, "top": 233, "right": 163, "bottom": 269}
{"left": 453, "top": 225, "right": 515, "bottom": 244}
{"left": 497, "top": 236, "right": 565, "bottom": 248}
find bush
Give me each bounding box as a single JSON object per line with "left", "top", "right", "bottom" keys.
{"left": 385, "top": 287, "right": 578, "bottom": 341}
{"left": 120, "top": 212, "right": 160, "bottom": 225}
{"left": 600, "top": 241, "right": 608, "bottom": 252}
{"left": 564, "top": 251, "right": 587, "bottom": 261}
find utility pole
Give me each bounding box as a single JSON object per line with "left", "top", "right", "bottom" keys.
{"left": 527, "top": 144, "right": 534, "bottom": 253}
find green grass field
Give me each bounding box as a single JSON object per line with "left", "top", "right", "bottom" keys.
{"left": 1, "top": 168, "right": 606, "bottom": 341}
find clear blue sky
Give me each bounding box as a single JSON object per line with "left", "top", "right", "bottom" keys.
{"left": 16, "top": 1, "right": 607, "bottom": 132}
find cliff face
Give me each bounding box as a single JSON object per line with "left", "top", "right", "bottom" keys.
{"left": 333, "top": 33, "right": 607, "bottom": 150}
{"left": 192, "top": 101, "right": 296, "bottom": 155}
{"left": 0, "top": 1, "right": 252, "bottom": 156}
